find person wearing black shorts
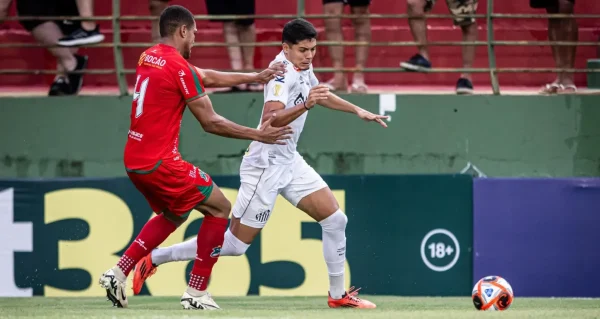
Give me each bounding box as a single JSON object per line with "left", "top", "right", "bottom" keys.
{"left": 15, "top": 0, "right": 88, "bottom": 96}
{"left": 322, "top": 0, "right": 372, "bottom": 93}
{"left": 0, "top": 0, "right": 11, "bottom": 22}
{"left": 150, "top": 0, "right": 169, "bottom": 42}
{"left": 400, "top": 0, "right": 479, "bottom": 95}
{"left": 206, "top": 0, "right": 260, "bottom": 92}
{"left": 531, "top": 0, "right": 578, "bottom": 94}
{"left": 148, "top": 1, "right": 259, "bottom": 92}
{"left": 56, "top": 0, "right": 106, "bottom": 47}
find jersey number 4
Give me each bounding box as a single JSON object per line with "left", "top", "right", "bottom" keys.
{"left": 133, "top": 75, "right": 150, "bottom": 118}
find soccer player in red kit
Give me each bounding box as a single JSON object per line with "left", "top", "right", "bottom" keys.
{"left": 98, "top": 5, "right": 292, "bottom": 310}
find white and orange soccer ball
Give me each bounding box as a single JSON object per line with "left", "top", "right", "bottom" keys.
{"left": 472, "top": 275, "right": 514, "bottom": 311}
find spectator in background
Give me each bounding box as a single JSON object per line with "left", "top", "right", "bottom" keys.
{"left": 150, "top": 0, "right": 260, "bottom": 92}
{"left": 207, "top": 0, "right": 261, "bottom": 92}
{"left": 322, "top": 0, "right": 371, "bottom": 93}
{"left": 1, "top": 0, "right": 88, "bottom": 95}
{"left": 400, "top": 0, "right": 478, "bottom": 94}
{"left": 0, "top": 0, "right": 9, "bottom": 22}
{"left": 150, "top": 0, "right": 169, "bottom": 42}
{"left": 57, "top": 0, "right": 105, "bottom": 46}
{"left": 532, "top": 0, "right": 578, "bottom": 94}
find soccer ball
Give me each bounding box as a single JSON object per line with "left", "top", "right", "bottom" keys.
{"left": 472, "top": 275, "right": 514, "bottom": 311}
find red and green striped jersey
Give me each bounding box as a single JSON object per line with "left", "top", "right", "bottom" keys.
{"left": 124, "top": 43, "right": 206, "bottom": 171}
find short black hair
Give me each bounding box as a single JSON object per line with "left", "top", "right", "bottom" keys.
{"left": 159, "top": 5, "right": 195, "bottom": 37}
{"left": 282, "top": 19, "right": 318, "bottom": 45}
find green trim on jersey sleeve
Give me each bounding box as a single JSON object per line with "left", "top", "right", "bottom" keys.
{"left": 185, "top": 94, "right": 205, "bottom": 103}
{"left": 187, "top": 64, "right": 205, "bottom": 95}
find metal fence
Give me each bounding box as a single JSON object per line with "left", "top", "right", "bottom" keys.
{"left": 2, "top": 0, "right": 599, "bottom": 95}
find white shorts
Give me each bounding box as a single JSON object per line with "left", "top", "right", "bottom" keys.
{"left": 231, "top": 156, "right": 328, "bottom": 229}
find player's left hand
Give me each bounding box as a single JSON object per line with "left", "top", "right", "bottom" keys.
{"left": 255, "top": 62, "right": 287, "bottom": 84}
{"left": 357, "top": 109, "right": 389, "bottom": 128}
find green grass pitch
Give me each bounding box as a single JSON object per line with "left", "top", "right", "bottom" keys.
{"left": 1, "top": 296, "right": 600, "bottom": 318}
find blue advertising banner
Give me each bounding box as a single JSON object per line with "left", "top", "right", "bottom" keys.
{"left": 473, "top": 178, "right": 600, "bottom": 297}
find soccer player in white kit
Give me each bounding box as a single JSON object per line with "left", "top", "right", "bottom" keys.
{"left": 132, "top": 18, "right": 388, "bottom": 309}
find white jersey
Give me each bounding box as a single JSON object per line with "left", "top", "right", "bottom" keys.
{"left": 243, "top": 51, "right": 319, "bottom": 168}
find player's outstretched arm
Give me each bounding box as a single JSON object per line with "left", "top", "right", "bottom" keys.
{"left": 260, "top": 84, "right": 331, "bottom": 127}
{"left": 261, "top": 101, "right": 307, "bottom": 127}
{"left": 196, "top": 62, "right": 286, "bottom": 88}
{"left": 187, "top": 95, "right": 293, "bottom": 145}
{"left": 318, "top": 91, "right": 389, "bottom": 128}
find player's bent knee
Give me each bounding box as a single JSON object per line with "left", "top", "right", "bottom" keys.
{"left": 197, "top": 193, "right": 232, "bottom": 219}
{"left": 212, "top": 210, "right": 230, "bottom": 219}
{"left": 201, "top": 204, "right": 230, "bottom": 219}
{"left": 223, "top": 229, "right": 250, "bottom": 256}
{"left": 162, "top": 210, "right": 188, "bottom": 227}
{"left": 319, "top": 210, "right": 347, "bottom": 232}
{"left": 214, "top": 199, "right": 232, "bottom": 219}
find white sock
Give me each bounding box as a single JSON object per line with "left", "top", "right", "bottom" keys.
{"left": 151, "top": 237, "right": 197, "bottom": 266}
{"left": 186, "top": 286, "right": 207, "bottom": 297}
{"left": 111, "top": 266, "right": 127, "bottom": 282}
{"left": 329, "top": 274, "right": 345, "bottom": 298}
{"left": 220, "top": 229, "right": 250, "bottom": 256}
{"left": 151, "top": 229, "right": 250, "bottom": 266}
{"left": 319, "top": 210, "right": 348, "bottom": 300}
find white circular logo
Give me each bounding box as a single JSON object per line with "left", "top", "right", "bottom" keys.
{"left": 420, "top": 228, "right": 460, "bottom": 272}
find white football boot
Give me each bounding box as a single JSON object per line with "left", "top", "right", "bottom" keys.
{"left": 99, "top": 267, "right": 128, "bottom": 308}
{"left": 180, "top": 290, "right": 220, "bottom": 310}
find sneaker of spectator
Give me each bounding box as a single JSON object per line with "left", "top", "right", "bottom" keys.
{"left": 13, "top": 0, "right": 89, "bottom": 95}
{"left": 57, "top": 0, "right": 105, "bottom": 46}
{"left": 400, "top": 0, "right": 479, "bottom": 95}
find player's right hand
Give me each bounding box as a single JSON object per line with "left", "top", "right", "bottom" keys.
{"left": 255, "top": 62, "right": 287, "bottom": 84}
{"left": 306, "top": 85, "right": 331, "bottom": 109}
{"left": 257, "top": 114, "right": 293, "bottom": 145}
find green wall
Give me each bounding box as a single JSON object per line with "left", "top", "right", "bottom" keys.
{"left": 1, "top": 93, "right": 599, "bottom": 177}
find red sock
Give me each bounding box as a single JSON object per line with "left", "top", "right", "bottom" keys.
{"left": 188, "top": 215, "right": 228, "bottom": 291}
{"left": 117, "top": 214, "right": 177, "bottom": 276}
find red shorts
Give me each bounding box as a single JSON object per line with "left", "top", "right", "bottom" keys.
{"left": 126, "top": 159, "right": 214, "bottom": 217}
